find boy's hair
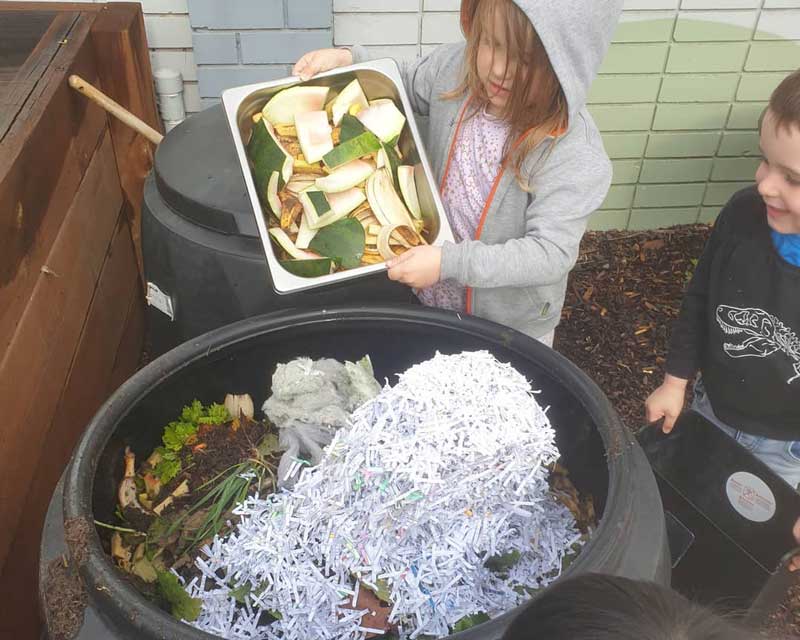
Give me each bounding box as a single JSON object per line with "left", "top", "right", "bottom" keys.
{"left": 444, "top": 0, "right": 569, "bottom": 188}
{"left": 768, "top": 68, "right": 800, "bottom": 134}
{"left": 501, "top": 573, "right": 752, "bottom": 640}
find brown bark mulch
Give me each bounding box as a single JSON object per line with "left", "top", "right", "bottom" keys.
{"left": 554, "top": 224, "right": 710, "bottom": 430}
{"left": 555, "top": 224, "right": 799, "bottom": 638}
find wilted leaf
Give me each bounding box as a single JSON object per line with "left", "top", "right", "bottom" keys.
{"left": 257, "top": 432, "right": 281, "bottom": 458}
{"left": 362, "top": 578, "right": 392, "bottom": 603}
{"left": 132, "top": 558, "right": 158, "bottom": 583}
{"left": 157, "top": 570, "right": 202, "bottom": 621}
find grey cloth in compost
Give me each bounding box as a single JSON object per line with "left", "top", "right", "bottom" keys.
{"left": 262, "top": 356, "right": 381, "bottom": 487}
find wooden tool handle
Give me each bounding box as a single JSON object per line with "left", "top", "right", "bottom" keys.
{"left": 69, "top": 74, "right": 164, "bottom": 145}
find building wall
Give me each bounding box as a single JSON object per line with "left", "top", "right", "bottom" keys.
{"left": 333, "top": 0, "right": 800, "bottom": 230}
{"left": 9, "top": 0, "right": 800, "bottom": 229}
{"left": 187, "top": 0, "right": 332, "bottom": 110}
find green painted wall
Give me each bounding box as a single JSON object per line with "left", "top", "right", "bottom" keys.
{"left": 587, "top": 6, "right": 800, "bottom": 231}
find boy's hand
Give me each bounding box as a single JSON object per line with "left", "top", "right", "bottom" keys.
{"left": 293, "top": 48, "right": 353, "bottom": 81}
{"left": 789, "top": 518, "right": 800, "bottom": 572}
{"left": 645, "top": 374, "right": 688, "bottom": 433}
{"left": 387, "top": 246, "right": 441, "bottom": 289}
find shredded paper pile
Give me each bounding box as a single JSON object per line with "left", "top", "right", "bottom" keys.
{"left": 186, "top": 351, "right": 582, "bottom": 639}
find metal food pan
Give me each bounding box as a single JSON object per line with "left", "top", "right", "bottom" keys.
{"left": 221, "top": 58, "right": 455, "bottom": 295}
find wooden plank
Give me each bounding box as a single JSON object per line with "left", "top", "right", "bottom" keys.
{"left": 0, "top": 10, "right": 56, "bottom": 90}
{"left": 0, "top": 2, "right": 103, "bottom": 12}
{"left": 108, "top": 204, "right": 146, "bottom": 392}
{"left": 108, "top": 287, "right": 146, "bottom": 392}
{"left": 91, "top": 3, "right": 163, "bottom": 281}
{"left": 42, "top": 216, "right": 138, "bottom": 492}
{"left": 0, "top": 209, "right": 138, "bottom": 640}
{"left": 0, "top": 12, "right": 78, "bottom": 141}
{"left": 0, "top": 15, "right": 106, "bottom": 356}
{"left": 0, "top": 131, "right": 122, "bottom": 573}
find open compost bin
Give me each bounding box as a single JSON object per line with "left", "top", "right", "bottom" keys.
{"left": 49, "top": 306, "right": 669, "bottom": 640}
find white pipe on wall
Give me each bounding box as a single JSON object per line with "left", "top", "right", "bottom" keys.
{"left": 154, "top": 68, "right": 186, "bottom": 133}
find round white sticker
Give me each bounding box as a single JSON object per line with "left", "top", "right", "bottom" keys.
{"left": 726, "top": 471, "right": 776, "bottom": 523}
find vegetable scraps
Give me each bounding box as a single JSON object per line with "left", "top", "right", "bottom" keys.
{"left": 247, "top": 79, "right": 430, "bottom": 277}
{"left": 185, "top": 351, "right": 590, "bottom": 640}
{"left": 153, "top": 400, "right": 230, "bottom": 484}
{"left": 103, "top": 397, "right": 281, "bottom": 623}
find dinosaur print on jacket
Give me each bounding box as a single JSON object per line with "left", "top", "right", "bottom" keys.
{"left": 716, "top": 305, "right": 800, "bottom": 384}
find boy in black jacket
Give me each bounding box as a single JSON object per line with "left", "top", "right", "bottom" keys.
{"left": 646, "top": 69, "right": 800, "bottom": 489}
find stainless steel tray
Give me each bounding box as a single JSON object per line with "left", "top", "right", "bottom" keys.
{"left": 221, "top": 58, "right": 455, "bottom": 294}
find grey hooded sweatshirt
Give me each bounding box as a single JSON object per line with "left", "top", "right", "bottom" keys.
{"left": 351, "top": 0, "right": 622, "bottom": 339}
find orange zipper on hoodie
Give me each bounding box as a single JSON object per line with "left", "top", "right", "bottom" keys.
{"left": 440, "top": 99, "right": 553, "bottom": 314}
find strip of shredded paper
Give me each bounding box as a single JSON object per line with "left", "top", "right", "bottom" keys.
{"left": 186, "top": 351, "right": 583, "bottom": 639}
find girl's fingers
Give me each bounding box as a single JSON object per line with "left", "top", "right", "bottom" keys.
{"left": 292, "top": 53, "right": 312, "bottom": 76}
{"left": 299, "top": 54, "right": 318, "bottom": 80}
{"left": 294, "top": 49, "right": 351, "bottom": 81}
{"left": 293, "top": 52, "right": 320, "bottom": 80}
{"left": 387, "top": 260, "right": 414, "bottom": 284}
{"left": 387, "top": 247, "right": 420, "bottom": 269}
{"left": 386, "top": 264, "right": 403, "bottom": 282}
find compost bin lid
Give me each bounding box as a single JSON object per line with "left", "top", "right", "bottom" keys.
{"left": 153, "top": 105, "right": 259, "bottom": 237}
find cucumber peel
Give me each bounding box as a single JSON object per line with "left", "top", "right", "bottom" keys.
{"left": 322, "top": 130, "right": 381, "bottom": 169}
{"left": 247, "top": 120, "right": 293, "bottom": 201}
{"left": 309, "top": 218, "right": 366, "bottom": 269}
{"left": 279, "top": 257, "right": 333, "bottom": 278}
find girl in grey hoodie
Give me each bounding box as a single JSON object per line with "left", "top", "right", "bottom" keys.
{"left": 294, "top": 0, "right": 621, "bottom": 344}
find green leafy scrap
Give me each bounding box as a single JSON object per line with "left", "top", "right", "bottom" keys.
{"left": 484, "top": 549, "right": 521, "bottom": 574}
{"left": 153, "top": 400, "right": 231, "bottom": 483}
{"left": 153, "top": 448, "right": 181, "bottom": 484}
{"left": 162, "top": 422, "right": 196, "bottom": 452}
{"left": 198, "top": 402, "right": 230, "bottom": 425}
{"left": 452, "top": 613, "right": 490, "bottom": 632}
{"left": 229, "top": 583, "right": 252, "bottom": 605}
{"left": 228, "top": 581, "right": 274, "bottom": 609}
{"left": 157, "top": 570, "right": 201, "bottom": 622}
{"left": 180, "top": 399, "right": 205, "bottom": 424}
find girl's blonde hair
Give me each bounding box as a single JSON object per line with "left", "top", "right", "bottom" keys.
{"left": 443, "top": 0, "right": 569, "bottom": 187}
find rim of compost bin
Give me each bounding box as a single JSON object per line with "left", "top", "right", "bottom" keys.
{"left": 63, "top": 305, "right": 637, "bottom": 640}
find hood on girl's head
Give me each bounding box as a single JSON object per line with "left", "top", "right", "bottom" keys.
{"left": 513, "top": 0, "right": 623, "bottom": 120}
{"left": 462, "top": 0, "right": 623, "bottom": 122}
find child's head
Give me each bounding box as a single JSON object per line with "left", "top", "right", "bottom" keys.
{"left": 756, "top": 69, "right": 800, "bottom": 235}
{"left": 500, "top": 573, "right": 752, "bottom": 640}
{"left": 450, "top": 0, "right": 569, "bottom": 182}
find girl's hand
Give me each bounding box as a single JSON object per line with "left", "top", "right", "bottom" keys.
{"left": 292, "top": 48, "right": 353, "bottom": 81}
{"left": 645, "top": 374, "right": 688, "bottom": 433}
{"left": 387, "top": 246, "right": 442, "bottom": 289}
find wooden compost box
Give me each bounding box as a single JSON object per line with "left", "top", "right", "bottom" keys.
{"left": 0, "top": 3, "right": 160, "bottom": 636}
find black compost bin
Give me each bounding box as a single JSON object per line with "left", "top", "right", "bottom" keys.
{"left": 49, "top": 307, "right": 670, "bottom": 640}
{"left": 142, "top": 106, "right": 415, "bottom": 356}
{"left": 638, "top": 411, "right": 800, "bottom": 614}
